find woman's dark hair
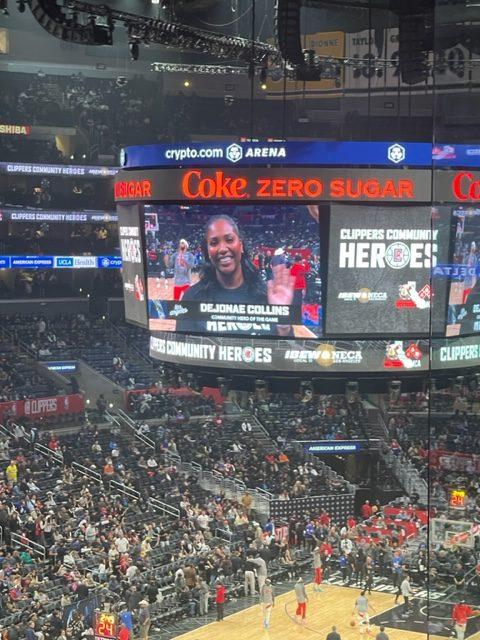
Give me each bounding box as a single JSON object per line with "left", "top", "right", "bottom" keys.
{"left": 196, "top": 214, "right": 265, "bottom": 295}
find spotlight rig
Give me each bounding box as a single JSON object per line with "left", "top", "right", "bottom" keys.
{"left": 24, "top": 0, "right": 279, "bottom": 65}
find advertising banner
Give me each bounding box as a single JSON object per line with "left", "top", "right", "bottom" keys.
{"left": 118, "top": 203, "right": 148, "bottom": 327}
{"left": 150, "top": 332, "right": 430, "bottom": 373}
{"left": 0, "top": 208, "right": 117, "bottom": 223}
{"left": 0, "top": 393, "right": 84, "bottom": 421}
{"left": 122, "top": 141, "right": 431, "bottom": 170}
{"left": 326, "top": 204, "right": 449, "bottom": 336}
{"left": 0, "top": 162, "right": 117, "bottom": 177}
{"left": 114, "top": 168, "right": 432, "bottom": 203}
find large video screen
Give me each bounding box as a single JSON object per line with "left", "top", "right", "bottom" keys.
{"left": 118, "top": 203, "right": 148, "bottom": 328}
{"left": 446, "top": 207, "right": 480, "bottom": 336}
{"left": 326, "top": 205, "right": 449, "bottom": 336}
{"left": 145, "top": 204, "right": 321, "bottom": 338}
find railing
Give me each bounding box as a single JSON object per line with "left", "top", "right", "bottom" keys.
{"left": 10, "top": 532, "right": 46, "bottom": 560}
{"left": 215, "top": 528, "right": 232, "bottom": 541}
{"left": 0, "top": 423, "right": 12, "bottom": 440}
{"left": 380, "top": 448, "right": 428, "bottom": 499}
{"left": 255, "top": 487, "right": 273, "bottom": 499}
{"left": 114, "top": 408, "right": 156, "bottom": 450}
{"left": 149, "top": 496, "right": 180, "bottom": 519}
{"left": 109, "top": 479, "right": 140, "bottom": 501}
{"left": 107, "top": 319, "right": 157, "bottom": 369}
{"left": 34, "top": 442, "right": 64, "bottom": 465}
{"left": 72, "top": 461, "right": 102, "bottom": 483}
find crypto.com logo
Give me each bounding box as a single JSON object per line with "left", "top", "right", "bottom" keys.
{"left": 387, "top": 143, "right": 406, "bottom": 164}
{"left": 226, "top": 143, "right": 243, "bottom": 163}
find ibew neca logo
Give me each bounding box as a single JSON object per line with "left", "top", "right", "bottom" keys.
{"left": 226, "top": 143, "right": 243, "bottom": 163}
{"left": 387, "top": 143, "right": 406, "bottom": 164}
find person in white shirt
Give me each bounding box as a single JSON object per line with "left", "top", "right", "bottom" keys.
{"left": 340, "top": 537, "right": 353, "bottom": 556}
{"left": 400, "top": 575, "right": 413, "bottom": 613}
{"left": 115, "top": 535, "right": 129, "bottom": 554}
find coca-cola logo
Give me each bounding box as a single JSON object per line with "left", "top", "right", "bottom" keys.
{"left": 452, "top": 172, "right": 480, "bottom": 201}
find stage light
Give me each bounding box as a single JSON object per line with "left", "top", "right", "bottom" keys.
{"left": 183, "top": 79, "right": 190, "bottom": 87}
{"left": 151, "top": 0, "right": 160, "bottom": 3}
{"left": 261, "top": 82, "right": 267, "bottom": 90}
{"left": 161, "top": 0, "right": 168, "bottom": 8}
{"left": 129, "top": 41, "right": 139, "bottom": 61}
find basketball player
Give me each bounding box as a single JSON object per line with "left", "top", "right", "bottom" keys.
{"left": 313, "top": 545, "right": 323, "bottom": 592}
{"left": 295, "top": 577, "right": 308, "bottom": 623}
{"left": 353, "top": 591, "right": 376, "bottom": 637}
{"left": 168, "top": 239, "right": 195, "bottom": 301}
{"left": 452, "top": 599, "right": 480, "bottom": 640}
{"left": 259, "top": 578, "right": 275, "bottom": 629}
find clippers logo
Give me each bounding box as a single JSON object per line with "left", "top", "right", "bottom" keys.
{"left": 387, "top": 143, "right": 406, "bottom": 164}
{"left": 241, "top": 346, "right": 256, "bottom": 363}
{"left": 385, "top": 242, "right": 411, "bottom": 269}
{"left": 226, "top": 143, "right": 243, "bottom": 163}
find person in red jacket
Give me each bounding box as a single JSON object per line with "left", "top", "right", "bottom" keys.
{"left": 361, "top": 501, "right": 373, "bottom": 520}
{"left": 118, "top": 624, "right": 131, "bottom": 640}
{"left": 452, "top": 600, "right": 480, "bottom": 640}
{"left": 290, "top": 255, "right": 311, "bottom": 305}
{"left": 216, "top": 580, "right": 226, "bottom": 622}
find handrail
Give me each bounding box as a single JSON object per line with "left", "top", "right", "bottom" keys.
{"left": 109, "top": 479, "right": 140, "bottom": 500}
{"left": 117, "top": 407, "right": 136, "bottom": 427}
{"left": 106, "top": 319, "right": 156, "bottom": 368}
{"left": 0, "top": 423, "right": 12, "bottom": 440}
{"left": 10, "top": 532, "right": 46, "bottom": 560}
{"left": 72, "top": 461, "right": 102, "bottom": 483}
{"left": 12, "top": 423, "right": 30, "bottom": 446}
{"left": 34, "top": 442, "right": 64, "bottom": 465}
{"left": 255, "top": 487, "right": 273, "bottom": 500}
{"left": 164, "top": 451, "right": 181, "bottom": 464}
{"left": 149, "top": 496, "right": 180, "bottom": 519}
{"left": 113, "top": 409, "right": 156, "bottom": 450}
{"left": 215, "top": 528, "right": 232, "bottom": 541}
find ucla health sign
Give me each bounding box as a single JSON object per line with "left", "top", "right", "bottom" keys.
{"left": 0, "top": 255, "right": 122, "bottom": 269}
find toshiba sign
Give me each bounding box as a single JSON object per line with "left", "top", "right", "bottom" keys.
{"left": 114, "top": 168, "right": 431, "bottom": 203}
{"left": 0, "top": 124, "right": 31, "bottom": 135}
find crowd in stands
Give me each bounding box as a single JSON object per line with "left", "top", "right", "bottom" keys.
{"left": 0, "top": 341, "right": 60, "bottom": 402}
{"left": 0, "top": 222, "right": 117, "bottom": 257}
{"left": 1, "top": 178, "right": 114, "bottom": 215}
{"left": 0, "top": 71, "right": 286, "bottom": 165}
{"left": 0, "top": 408, "right": 433, "bottom": 639}
{"left": 385, "top": 388, "right": 480, "bottom": 593}
{"left": 253, "top": 392, "right": 368, "bottom": 442}
{"left": 0, "top": 307, "right": 476, "bottom": 637}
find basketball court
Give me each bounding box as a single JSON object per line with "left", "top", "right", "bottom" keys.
{"left": 170, "top": 583, "right": 457, "bottom": 640}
